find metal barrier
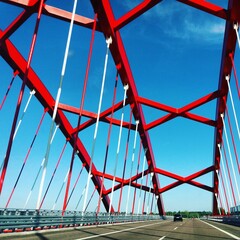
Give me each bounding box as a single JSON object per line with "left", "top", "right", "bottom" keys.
{"left": 207, "top": 215, "right": 240, "bottom": 227}
{"left": 0, "top": 209, "right": 161, "bottom": 233}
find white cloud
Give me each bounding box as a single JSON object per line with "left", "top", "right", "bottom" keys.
{"left": 122, "top": 1, "right": 225, "bottom": 45}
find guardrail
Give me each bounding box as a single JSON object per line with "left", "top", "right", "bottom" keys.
{"left": 0, "top": 209, "right": 162, "bottom": 233}
{"left": 207, "top": 215, "right": 240, "bottom": 227}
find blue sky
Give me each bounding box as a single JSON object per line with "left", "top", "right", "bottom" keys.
{"left": 0, "top": 0, "right": 239, "bottom": 213}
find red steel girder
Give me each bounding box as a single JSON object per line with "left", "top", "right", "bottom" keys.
{"left": 90, "top": 0, "right": 165, "bottom": 215}
{"left": 156, "top": 166, "right": 215, "bottom": 193}
{"left": 114, "top": 0, "right": 163, "bottom": 30}
{"left": 0, "top": 0, "right": 99, "bottom": 35}
{"left": 137, "top": 90, "right": 220, "bottom": 129}
{"left": 57, "top": 101, "right": 136, "bottom": 133}
{"left": 177, "top": 0, "right": 228, "bottom": 20}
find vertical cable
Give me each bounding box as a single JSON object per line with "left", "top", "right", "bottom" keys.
{"left": 5, "top": 109, "right": 47, "bottom": 208}
{"left": 0, "top": 0, "right": 45, "bottom": 194}
{"left": 222, "top": 143, "right": 237, "bottom": 206}
{"left": 146, "top": 173, "right": 154, "bottom": 214}
{"left": 132, "top": 142, "right": 142, "bottom": 214}
{"left": 226, "top": 107, "right": 240, "bottom": 174}
{"left": 13, "top": 90, "right": 36, "bottom": 140}
{"left": 0, "top": 71, "right": 18, "bottom": 110}
{"left": 52, "top": 169, "right": 69, "bottom": 211}
{"left": 38, "top": 140, "right": 68, "bottom": 210}
{"left": 62, "top": 13, "right": 97, "bottom": 215}
{"left": 233, "top": 23, "right": 240, "bottom": 48}
{"left": 218, "top": 144, "right": 233, "bottom": 207}
{"left": 221, "top": 114, "right": 240, "bottom": 202}
{"left": 24, "top": 124, "right": 59, "bottom": 208}
{"left": 229, "top": 53, "right": 240, "bottom": 99}
{"left": 75, "top": 183, "right": 87, "bottom": 210}
{"left": 142, "top": 173, "right": 149, "bottom": 214}
{"left": 219, "top": 169, "right": 230, "bottom": 214}
{"left": 137, "top": 152, "right": 146, "bottom": 215}
{"left": 36, "top": 0, "right": 79, "bottom": 209}
{"left": 108, "top": 84, "right": 128, "bottom": 214}
{"left": 225, "top": 75, "right": 240, "bottom": 139}
{"left": 96, "top": 71, "right": 119, "bottom": 215}
{"left": 118, "top": 111, "right": 132, "bottom": 213}
{"left": 65, "top": 164, "right": 85, "bottom": 208}
{"left": 83, "top": 188, "right": 97, "bottom": 213}
{"left": 125, "top": 120, "right": 139, "bottom": 215}
{"left": 82, "top": 37, "right": 112, "bottom": 215}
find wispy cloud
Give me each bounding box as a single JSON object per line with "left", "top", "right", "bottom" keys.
{"left": 121, "top": 1, "right": 225, "bottom": 45}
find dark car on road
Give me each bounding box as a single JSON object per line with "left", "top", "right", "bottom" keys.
{"left": 173, "top": 213, "right": 183, "bottom": 221}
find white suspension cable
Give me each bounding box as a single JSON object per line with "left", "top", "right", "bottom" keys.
{"left": 214, "top": 193, "right": 221, "bottom": 215}
{"left": 225, "top": 75, "right": 240, "bottom": 139}
{"left": 13, "top": 89, "right": 36, "bottom": 140}
{"left": 221, "top": 114, "right": 240, "bottom": 203}
{"left": 108, "top": 83, "right": 129, "bottom": 214}
{"left": 82, "top": 36, "right": 112, "bottom": 215}
{"left": 52, "top": 169, "right": 69, "bottom": 210}
{"left": 233, "top": 23, "right": 240, "bottom": 48}
{"left": 125, "top": 120, "right": 139, "bottom": 215}
{"left": 23, "top": 156, "right": 46, "bottom": 209}
{"left": 51, "top": 124, "right": 60, "bottom": 144}
{"left": 146, "top": 172, "right": 154, "bottom": 214}
{"left": 155, "top": 195, "right": 159, "bottom": 214}
{"left": 218, "top": 176, "right": 228, "bottom": 214}
{"left": 137, "top": 151, "right": 146, "bottom": 215}
{"left": 218, "top": 144, "right": 233, "bottom": 207}
{"left": 76, "top": 184, "right": 87, "bottom": 210}
{"left": 36, "top": 0, "right": 78, "bottom": 210}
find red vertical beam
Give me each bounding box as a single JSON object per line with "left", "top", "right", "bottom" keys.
{"left": 212, "top": 0, "right": 240, "bottom": 215}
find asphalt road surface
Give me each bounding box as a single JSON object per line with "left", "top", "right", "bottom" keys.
{"left": 0, "top": 219, "right": 239, "bottom": 240}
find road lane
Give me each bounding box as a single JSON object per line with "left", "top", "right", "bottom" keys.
{"left": 0, "top": 219, "right": 239, "bottom": 240}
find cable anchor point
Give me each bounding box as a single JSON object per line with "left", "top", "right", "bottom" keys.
{"left": 106, "top": 36, "right": 112, "bottom": 48}
{"left": 124, "top": 84, "right": 129, "bottom": 91}
{"left": 225, "top": 75, "right": 230, "bottom": 82}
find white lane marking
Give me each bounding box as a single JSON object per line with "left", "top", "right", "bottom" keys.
{"left": 199, "top": 219, "right": 240, "bottom": 240}
{"left": 173, "top": 227, "right": 178, "bottom": 230}
{"left": 159, "top": 236, "right": 166, "bottom": 240}
{"left": 75, "top": 221, "right": 166, "bottom": 240}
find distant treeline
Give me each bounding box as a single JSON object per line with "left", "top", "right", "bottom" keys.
{"left": 165, "top": 211, "right": 212, "bottom": 218}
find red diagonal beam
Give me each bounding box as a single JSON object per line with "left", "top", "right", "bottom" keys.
{"left": 58, "top": 101, "right": 135, "bottom": 132}
{"left": 60, "top": 99, "right": 135, "bottom": 133}
{"left": 137, "top": 96, "right": 177, "bottom": 113}
{"left": 1, "top": 9, "right": 32, "bottom": 42}
{"left": 159, "top": 166, "right": 215, "bottom": 193}
{"left": 114, "top": 0, "right": 163, "bottom": 30}
{"left": 177, "top": 0, "right": 228, "bottom": 20}
{"left": 140, "top": 90, "right": 220, "bottom": 130}
{"left": 178, "top": 90, "right": 221, "bottom": 114}
{"left": 155, "top": 168, "right": 184, "bottom": 182}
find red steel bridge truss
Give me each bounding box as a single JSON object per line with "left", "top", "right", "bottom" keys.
{"left": 0, "top": 0, "right": 239, "bottom": 216}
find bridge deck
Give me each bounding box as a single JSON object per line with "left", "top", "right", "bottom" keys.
{"left": 0, "top": 219, "right": 239, "bottom": 240}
